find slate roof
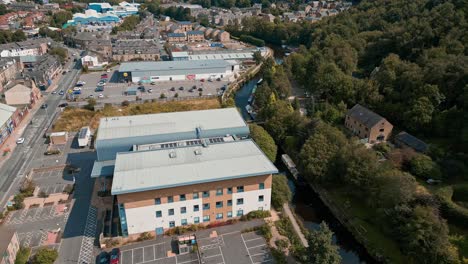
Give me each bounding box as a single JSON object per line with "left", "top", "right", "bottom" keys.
{"left": 395, "top": 131, "right": 428, "bottom": 153}
{"left": 347, "top": 104, "right": 387, "bottom": 128}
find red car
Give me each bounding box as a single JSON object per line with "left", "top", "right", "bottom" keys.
{"left": 101, "top": 74, "right": 108, "bottom": 79}
{"left": 110, "top": 248, "right": 120, "bottom": 264}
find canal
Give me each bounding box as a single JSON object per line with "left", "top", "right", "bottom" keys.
{"left": 234, "top": 57, "right": 376, "bottom": 263}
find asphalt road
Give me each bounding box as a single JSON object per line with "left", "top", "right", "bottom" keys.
{"left": 0, "top": 56, "right": 82, "bottom": 208}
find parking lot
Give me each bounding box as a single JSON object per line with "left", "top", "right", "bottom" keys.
{"left": 120, "top": 240, "right": 199, "bottom": 264}
{"left": 117, "top": 221, "right": 274, "bottom": 264}
{"left": 76, "top": 69, "right": 228, "bottom": 104}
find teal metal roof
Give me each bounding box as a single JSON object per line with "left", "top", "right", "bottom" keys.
{"left": 91, "top": 160, "right": 116, "bottom": 178}
{"left": 111, "top": 139, "right": 278, "bottom": 195}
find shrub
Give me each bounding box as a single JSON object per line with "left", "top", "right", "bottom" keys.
{"left": 275, "top": 238, "right": 289, "bottom": 251}
{"left": 31, "top": 248, "right": 58, "bottom": 264}
{"left": 408, "top": 154, "right": 442, "bottom": 180}
{"left": 240, "top": 35, "right": 265, "bottom": 46}
{"left": 373, "top": 142, "right": 391, "bottom": 155}
{"left": 63, "top": 184, "right": 74, "bottom": 194}
{"left": 436, "top": 187, "right": 468, "bottom": 228}
{"left": 15, "top": 246, "right": 31, "bottom": 264}
{"left": 240, "top": 210, "right": 271, "bottom": 221}
{"left": 137, "top": 232, "right": 154, "bottom": 242}
{"left": 13, "top": 194, "right": 25, "bottom": 210}
{"left": 160, "top": 93, "right": 166, "bottom": 99}
{"left": 38, "top": 191, "right": 48, "bottom": 198}
{"left": 20, "top": 180, "right": 35, "bottom": 197}
{"left": 270, "top": 247, "right": 287, "bottom": 264}
{"left": 271, "top": 174, "right": 292, "bottom": 210}
{"left": 121, "top": 100, "right": 130, "bottom": 107}
{"left": 174, "top": 93, "right": 179, "bottom": 98}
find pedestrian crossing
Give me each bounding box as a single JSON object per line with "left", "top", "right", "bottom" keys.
{"left": 77, "top": 206, "right": 97, "bottom": 264}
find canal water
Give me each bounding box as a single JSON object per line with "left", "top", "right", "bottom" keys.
{"left": 234, "top": 67, "right": 376, "bottom": 263}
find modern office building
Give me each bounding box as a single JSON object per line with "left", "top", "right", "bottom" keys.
{"left": 118, "top": 59, "right": 238, "bottom": 83}
{"left": 91, "top": 108, "right": 277, "bottom": 237}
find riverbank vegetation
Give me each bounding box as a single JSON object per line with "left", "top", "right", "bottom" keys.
{"left": 245, "top": 0, "right": 467, "bottom": 262}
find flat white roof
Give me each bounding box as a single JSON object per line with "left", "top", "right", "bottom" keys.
{"left": 0, "top": 103, "right": 16, "bottom": 126}
{"left": 96, "top": 108, "right": 247, "bottom": 141}
{"left": 111, "top": 139, "right": 278, "bottom": 195}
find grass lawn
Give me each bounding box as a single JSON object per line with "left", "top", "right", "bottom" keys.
{"left": 52, "top": 98, "right": 221, "bottom": 132}
{"left": 327, "top": 188, "right": 407, "bottom": 263}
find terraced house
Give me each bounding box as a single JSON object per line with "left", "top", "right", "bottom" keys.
{"left": 91, "top": 108, "right": 278, "bottom": 237}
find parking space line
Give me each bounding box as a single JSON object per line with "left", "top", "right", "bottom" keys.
{"left": 244, "top": 237, "right": 263, "bottom": 242}
{"left": 203, "top": 254, "right": 222, "bottom": 259}
{"left": 240, "top": 234, "right": 254, "bottom": 264}
{"left": 250, "top": 252, "right": 268, "bottom": 257}
{"left": 218, "top": 245, "right": 226, "bottom": 264}
{"left": 253, "top": 260, "right": 273, "bottom": 264}
{"left": 247, "top": 244, "right": 266, "bottom": 249}
{"left": 177, "top": 260, "right": 199, "bottom": 264}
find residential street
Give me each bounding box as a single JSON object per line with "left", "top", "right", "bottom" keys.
{"left": 0, "top": 56, "right": 81, "bottom": 210}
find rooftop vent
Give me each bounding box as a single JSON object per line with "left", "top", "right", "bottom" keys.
{"left": 169, "top": 151, "right": 176, "bottom": 158}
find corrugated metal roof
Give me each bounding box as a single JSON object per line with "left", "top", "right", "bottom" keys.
{"left": 118, "top": 59, "right": 230, "bottom": 73}
{"left": 96, "top": 108, "right": 247, "bottom": 141}
{"left": 111, "top": 139, "right": 278, "bottom": 195}
{"left": 0, "top": 103, "right": 16, "bottom": 126}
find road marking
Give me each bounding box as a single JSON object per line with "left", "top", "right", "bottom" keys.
{"left": 241, "top": 233, "right": 255, "bottom": 264}
{"left": 247, "top": 244, "right": 266, "bottom": 249}
{"left": 203, "top": 254, "right": 222, "bottom": 259}
{"left": 244, "top": 237, "right": 263, "bottom": 242}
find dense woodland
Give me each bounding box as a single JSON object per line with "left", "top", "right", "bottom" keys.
{"left": 240, "top": 0, "right": 468, "bottom": 263}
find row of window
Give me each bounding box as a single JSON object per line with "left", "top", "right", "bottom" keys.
{"left": 154, "top": 184, "right": 265, "bottom": 204}
{"left": 166, "top": 210, "right": 248, "bottom": 227}
{"left": 154, "top": 196, "right": 265, "bottom": 218}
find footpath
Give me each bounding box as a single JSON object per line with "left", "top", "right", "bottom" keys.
{"left": 283, "top": 203, "right": 309, "bottom": 247}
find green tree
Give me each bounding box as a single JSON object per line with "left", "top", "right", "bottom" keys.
{"left": 49, "top": 47, "right": 68, "bottom": 64}
{"left": 15, "top": 247, "right": 31, "bottom": 264}
{"left": 31, "top": 248, "right": 58, "bottom": 264}
{"left": 253, "top": 50, "right": 263, "bottom": 65}
{"left": 404, "top": 97, "right": 434, "bottom": 129}
{"left": 370, "top": 169, "right": 417, "bottom": 208}
{"left": 408, "top": 154, "right": 442, "bottom": 180}
{"left": 271, "top": 174, "right": 292, "bottom": 210}
{"left": 249, "top": 124, "right": 277, "bottom": 162}
{"left": 11, "top": 30, "right": 26, "bottom": 42}
{"left": 306, "top": 222, "right": 341, "bottom": 264}
{"left": 299, "top": 123, "right": 348, "bottom": 182}
{"left": 84, "top": 98, "right": 96, "bottom": 111}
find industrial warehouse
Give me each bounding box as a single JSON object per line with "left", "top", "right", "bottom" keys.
{"left": 118, "top": 59, "right": 239, "bottom": 83}
{"left": 90, "top": 108, "right": 277, "bottom": 237}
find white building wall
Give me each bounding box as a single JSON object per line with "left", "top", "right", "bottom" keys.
{"left": 125, "top": 199, "right": 203, "bottom": 235}
{"left": 232, "top": 188, "right": 271, "bottom": 216}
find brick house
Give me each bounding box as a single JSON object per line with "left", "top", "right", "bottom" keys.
{"left": 186, "top": 31, "right": 204, "bottom": 42}
{"left": 345, "top": 104, "right": 393, "bottom": 144}
{"left": 167, "top": 33, "right": 186, "bottom": 43}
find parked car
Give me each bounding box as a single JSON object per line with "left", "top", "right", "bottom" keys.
{"left": 200, "top": 79, "right": 205, "bottom": 82}
{"left": 198, "top": 88, "right": 203, "bottom": 92}
{"left": 170, "top": 87, "right": 175, "bottom": 91}
{"left": 148, "top": 89, "right": 153, "bottom": 93}
{"left": 97, "top": 82, "right": 106, "bottom": 86}
{"left": 189, "top": 89, "right": 194, "bottom": 93}
{"left": 88, "top": 94, "right": 94, "bottom": 98}
{"left": 59, "top": 90, "right": 64, "bottom": 95}
{"left": 179, "top": 86, "right": 184, "bottom": 91}
{"left": 138, "top": 86, "right": 145, "bottom": 92}
{"left": 62, "top": 71, "right": 67, "bottom": 74}
{"left": 97, "top": 251, "right": 110, "bottom": 264}
{"left": 151, "top": 81, "right": 156, "bottom": 85}
{"left": 98, "top": 94, "right": 104, "bottom": 98}
{"left": 106, "top": 69, "right": 111, "bottom": 73}
{"left": 110, "top": 248, "right": 120, "bottom": 264}
{"left": 76, "top": 83, "right": 84, "bottom": 87}
{"left": 41, "top": 104, "right": 48, "bottom": 109}
{"left": 217, "top": 78, "right": 221, "bottom": 81}
{"left": 58, "top": 103, "right": 68, "bottom": 108}
{"left": 16, "top": 138, "right": 25, "bottom": 144}
{"left": 51, "top": 91, "right": 57, "bottom": 94}
{"left": 100, "top": 78, "right": 107, "bottom": 83}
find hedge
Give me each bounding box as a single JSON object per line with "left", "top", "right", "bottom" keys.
{"left": 436, "top": 186, "right": 468, "bottom": 228}
{"left": 240, "top": 35, "right": 265, "bottom": 47}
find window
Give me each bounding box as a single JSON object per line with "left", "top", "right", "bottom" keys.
{"left": 193, "top": 192, "right": 199, "bottom": 199}
{"left": 259, "top": 183, "right": 265, "bottom": 190}
{"left": 169, "top": 221, "right": 175, "bottom": 227}
{"left": 168, "top": 209, "right": 174, "bottom": 216}
{"left": 168, "top": 196, "right": 174, "bottom": 203}
{"left": 227, "top": 211, "right": 233, "bottom": 218}
{"left": 180, "top": 194, "right": 186, "bottom": 201}
{"left": 194, "top": 217, "right": 200, "bottom": 224}
{"left": 202, "top": 191, "right": 210, "bottom": 198}
{"left": 237, "top": 198, "right": 244, "bottom": 205}
{"left": 216, "top": 213, "right": 223, "bottom": 220}
{"left": 155, "top": 211, "right": 162, "bottom": 218}
{"left": 193, "top": 205, "right": 199, "bottom": 212}
{"left": 216, "top": 201, "right": 223, "bottom": 208}
{"left": 379, "top": 128, "right": 385, "bottom": 132}
{"left": 216, "top": 188, "right": 223, "bottom": 196}
{"left": 181, "top": 219, "right": 187, "bottom": 226}
{"left": 154, "top": 198, "right": 161, "bottom": 205}
{"left": 227, "top": 199, "right": 232, "bottom": 206}
{"left": 237, "top": 210, "right": 244, "bottom": 216}
{"left": 237, "top": 186, "right": 244, "bottom": 193}
{"left": 227, "top": 187, "right": 233, "bottom": 194}
{"left": 203, "top": 203, "right": 210, "bottom": 210}
{"left": 203, "top": 215, "right": 210, "bottom": 222}
{"left": 180, "top": 207, "right": 186, "bottom": 214}
{"left": 258, "top": 195, "right": 264, "bottom": 202}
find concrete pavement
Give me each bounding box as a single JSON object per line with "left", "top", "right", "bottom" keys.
{"left": 283, "top": 203, "right": 308, "bottom": 247}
